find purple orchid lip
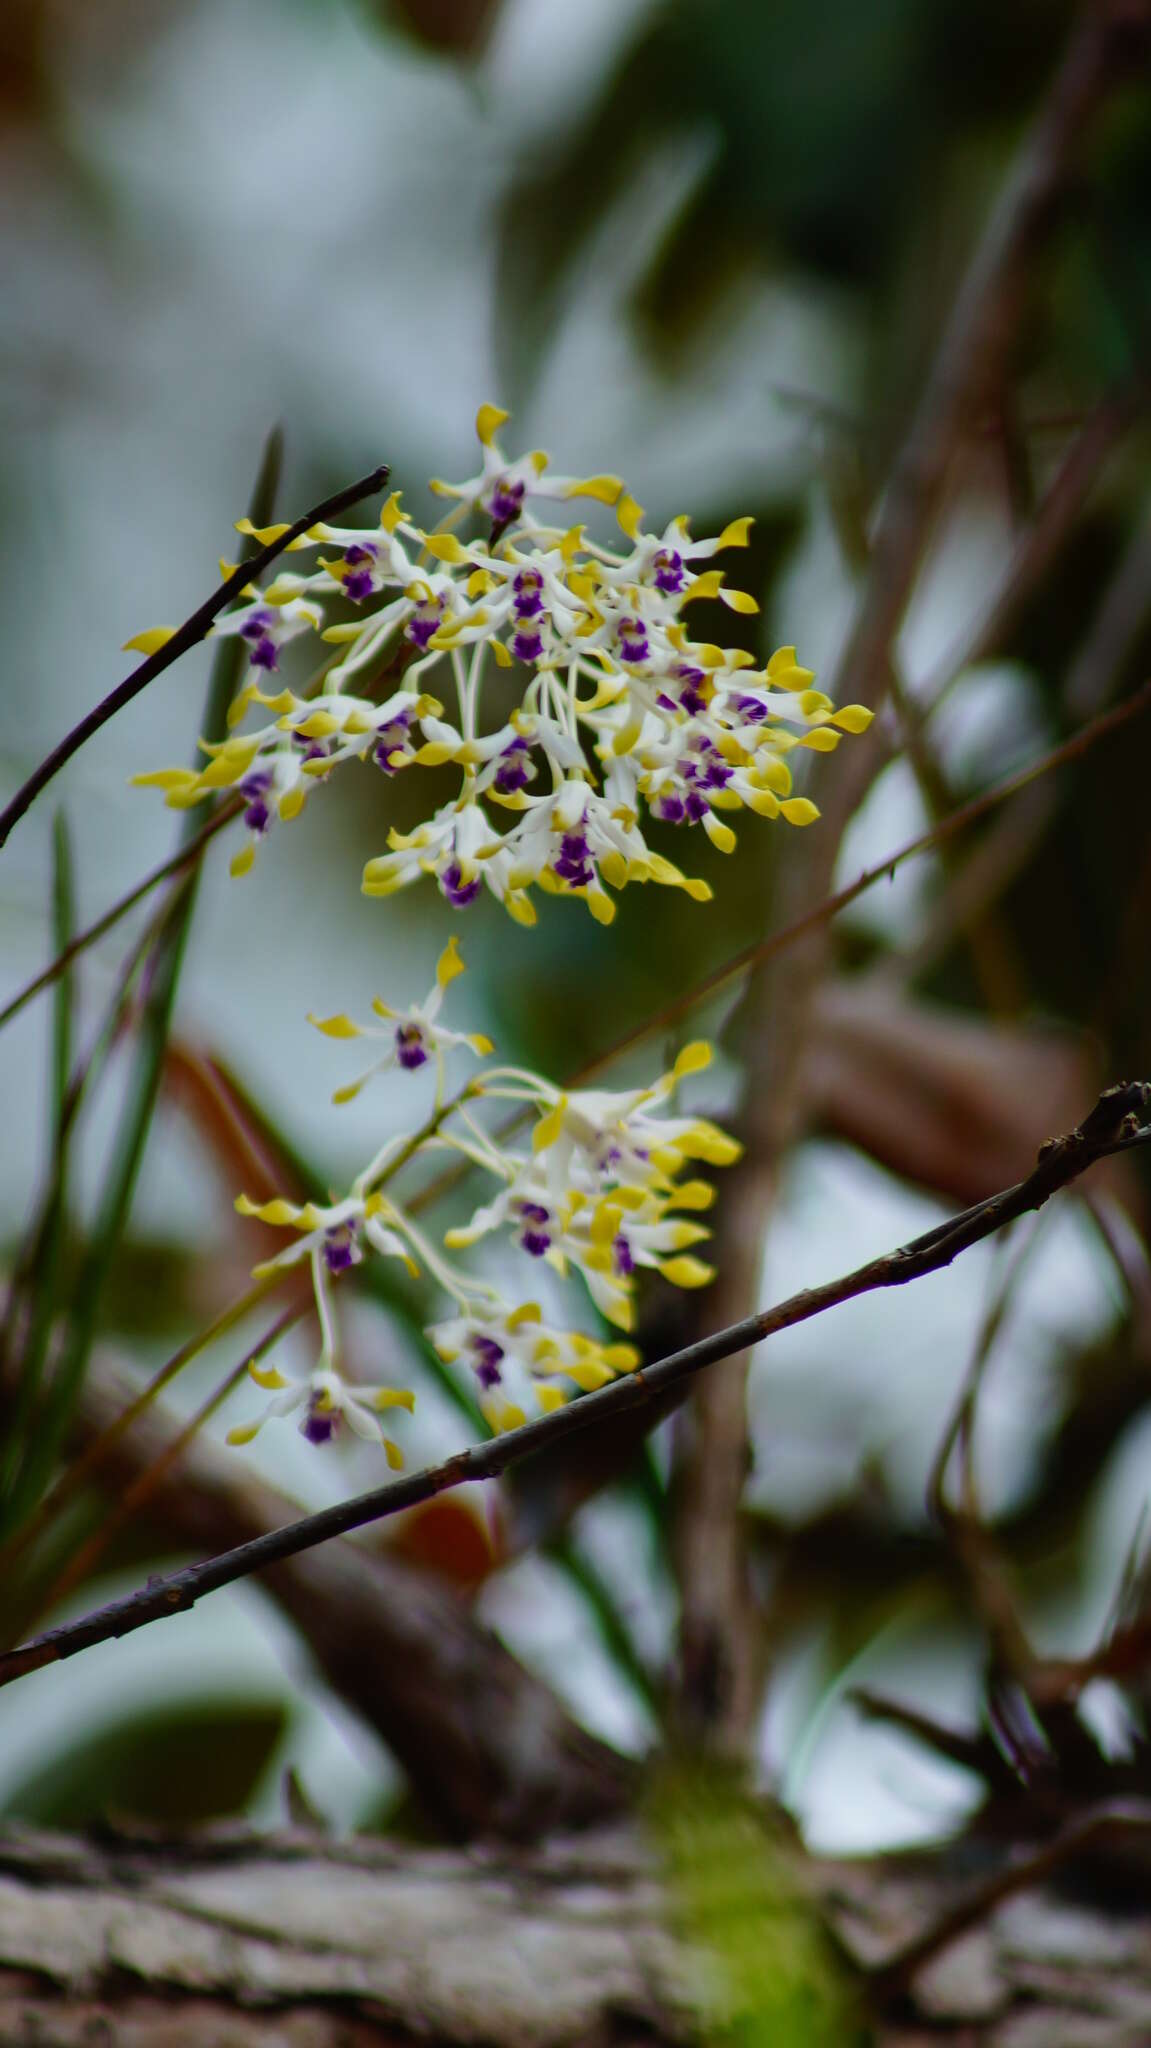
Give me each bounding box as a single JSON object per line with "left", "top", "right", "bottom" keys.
{"left": 323, "top": 1222, "right": 362, "bottom": 1274}
{"left": 240, "top": 768, "right": 274, "bottom": 836}
{"left": 511, "top": 627, "right": 543, "bottom": 663}
{"left": 439, "top": 861, "right": 482, "bottom": 908}
{"left": 516, "top": 1199, "right": 553, "bottom": 1257}
{"left": 552, "top": 829, "right": 594, "bottom": 889}
{"left": 395, "top": 1023, "right": 429, "bottom": 1071}
{"left": 617, "top": 616, "right": 650, "bottom": 664}
{"left": 239, "top": 609, "right": 278, "bottom": 670}
{"left": 302, "top": 1402, "right": 338, "bottom": 1446}
{"left": 471, "top": 1333, "right": 505, "bottom": 1388}
{"left": 486, "top": 476, "right": 525, "bottom": 525}
{"left": 613, "top": 1232, "right": 635, "bottom": 1277}
{"left": 654, "top": 791, "right": 687, "bottom": 825}
{"left": 653, "top": 547, "right": 685, "bottom": 595}
{"left": 373, "top": 709, "right": 412, "bottom": 774}
{"left": 512, "top": 569, "right": 544, "bottom": 620}
{"left": 672, "top": 664, "right": 709, "bottom": 715}
{"left": 682, "top": 737, "right": 732, "bottom": 793}
{"left": 342, "top": 542, "right": 379, "bottom": 602}
{"left": 492, "top": 737, "right": 532, "bottom": 794}
{"left": 405, "top": 598, "right": 444, "bottom": 650}
{"left": 733, "top": 693, "right": 769, "bottom": 721}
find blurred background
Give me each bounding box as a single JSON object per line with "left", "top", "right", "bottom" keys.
{"left": 2, "top": 0, "right": 1151, "bottom": 1863}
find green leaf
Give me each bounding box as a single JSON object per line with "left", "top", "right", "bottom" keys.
{"left": 0, "top": 814, "right": 78, "bottom": 1518}
{"left": 1, "top": 431, "right": 287, "bottom": 1534}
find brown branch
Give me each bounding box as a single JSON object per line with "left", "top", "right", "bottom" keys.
{"left": 0, "top": 1082, "right": 1144, "bottom": 1692}
{"left": 0, "top": 462, "right": 390, "bottom": 848}
{"left": 868, "top": 1797, "right": 1151, "bottom": 2003}
{"left": 27, "top": 1346, "right": 631, "bottom": 1840}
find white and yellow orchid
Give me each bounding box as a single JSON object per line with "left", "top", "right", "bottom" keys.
{"left": 308, "top": 937, "right": 492, "bottom": 1107}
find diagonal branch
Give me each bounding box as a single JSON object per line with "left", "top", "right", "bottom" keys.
{"left": 0, "top": 462, "right": 390, "bottom": 848}
{"left": 0, "top": 1082, "right": 1145, "bottom": 1691}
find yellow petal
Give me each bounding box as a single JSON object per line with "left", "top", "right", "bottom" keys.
{"left": 131, "top": 768, "right": 198, "bottom": 793}
{"left": 716, "top": 516, "right": 753, "bottom": 549}
{"left": 423, "top": 533, "right": 471, "bottom": 564}
{"left": 249, "top": 1361, "right": 290, "bottom": 1391}
{"left": 659, "top": 1255, "right": 716, "bottom": 1288}
{"left": 532, "top": 1098, "right": 566, "bottom": 1153}
{"left": 673, "top": 1040, "right": 712, "bottom": 1080}
{"left": 234, "top": 518, "right": 291, "bottom": 544}
{"left": 507, "top": 1300, "right": 542, "bottom": 1328}
{"left": 123, "top": 626, "right": 177, "bottom": 656}
{"left": 308, "top": 1013, "right": 362, "bottom": 1039}
{"left": 476, "top": 402, "right": 509, "bottom": 446}
{"left": 780, "top": 798, "right": 820, "bottom": 826}
{"left": 702, "top": 813, "right": 737, "bottom": 854}
{"left": 436, "top": 935, "right": 465, "bottom": 988}
{"left": 832, "top": 703, "right": 874, "bottom": 733}
{"left": 616, "top": 493, "right": 644, "bottom": 542}
{"left": 563, "top": 473, "right": 623, "bottom": 504}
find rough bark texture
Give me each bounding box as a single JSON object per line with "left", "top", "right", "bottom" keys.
{"left": 0, "top": 1823, "right": 1148, "bottom": 2046}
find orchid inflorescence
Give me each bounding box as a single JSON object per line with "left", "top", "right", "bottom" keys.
{"left": 225, "top": 939, "right": 740, "bottom": 1457}
{"left": 134, "top": 405, "right": 872, "bottom": 925}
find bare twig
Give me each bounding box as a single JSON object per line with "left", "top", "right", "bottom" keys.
{"left": 0, "top": 1082, "right": 1143, "bottom": 1691}
{"left": 0, "top": 463, "right": 390, "bottom": 848}
{"left": 869, "top": 1797, "right": 1151, "bottom": 2001}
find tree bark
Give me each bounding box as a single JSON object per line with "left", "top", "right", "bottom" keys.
{"left": 0, "top": 1821, "right": 1147, "bottom": 2046}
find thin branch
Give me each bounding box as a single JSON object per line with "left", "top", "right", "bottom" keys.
{"left": 0, "top": 1082, "right": 1144, "bottom": 1690}
{"left": 37, "top": 1302, "right": 303, "bottom": 1616}
{"left": 913, "top": 384, "right": 1143, "bottom": 726}
{"left": 869, "top": 1797, "right": 1151, "bottom": 2002}
{"left": 0, "top": 462, "right": 390, "bottom": 848}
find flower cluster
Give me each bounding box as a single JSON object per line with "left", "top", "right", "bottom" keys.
{"left": 136, "top": 405, "right": 872, "bottom": 920}
{"left": 226, "top": 941, "right": 740, "bottom": 1450}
